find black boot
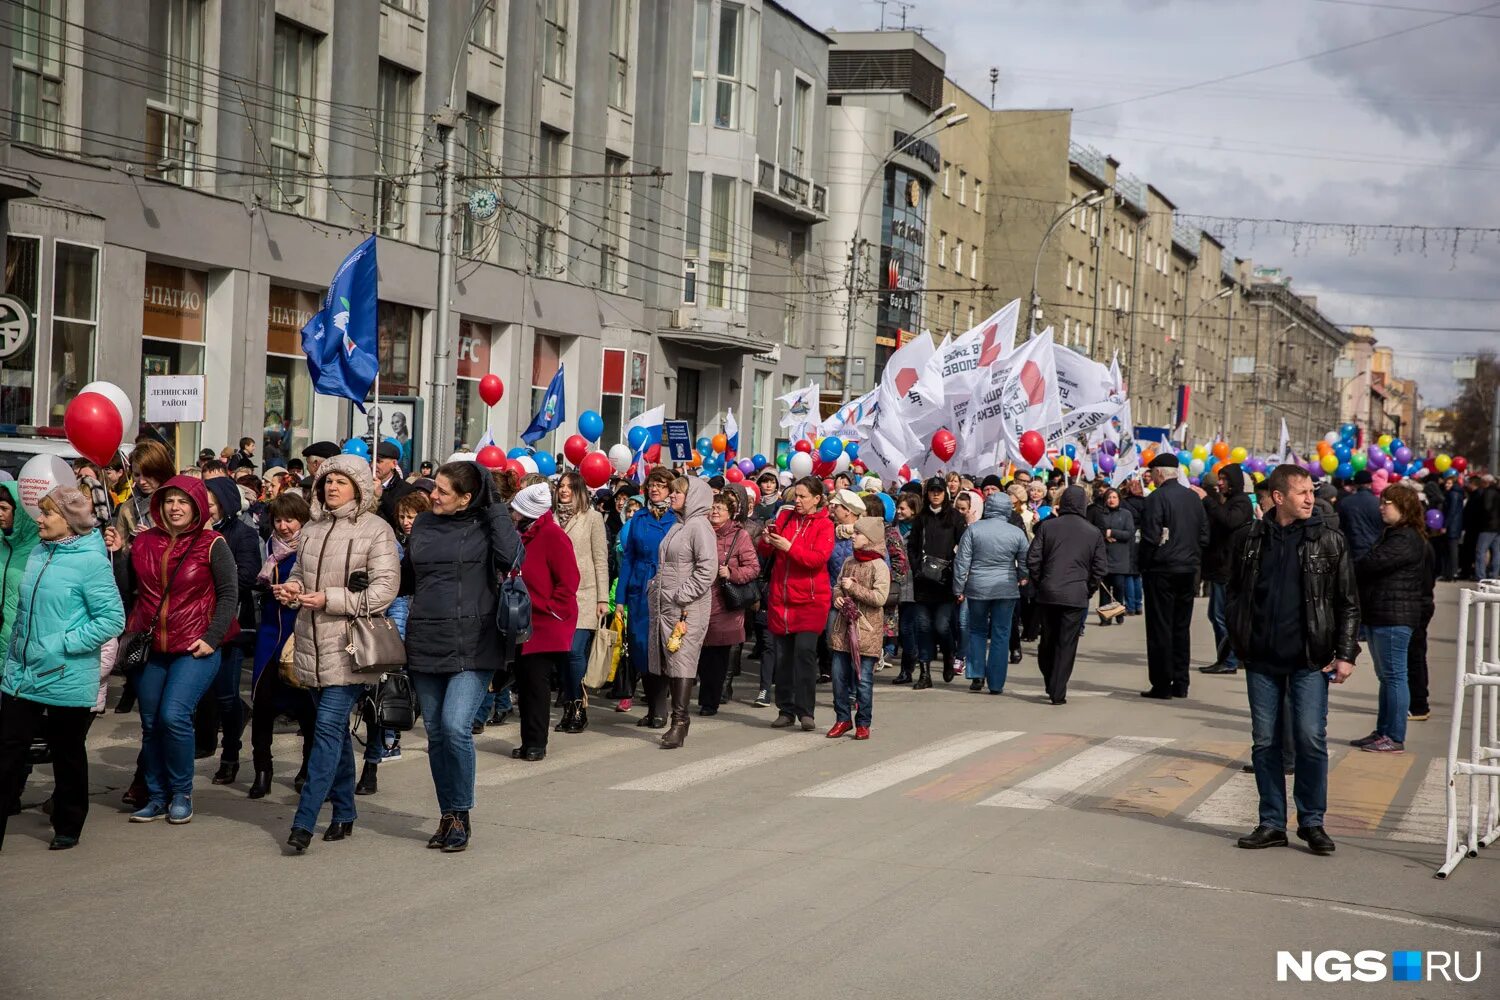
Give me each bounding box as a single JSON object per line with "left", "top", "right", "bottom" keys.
{"left": 355, "top": 762, "right": 378, "bottom": 796}
{"left": 211, "top": 759, "right": 239, "bottom": 786}
{"left": 247, "top": 767, "right": 272, "bottom": 799}
{"left": 565, "top": 700, "right": 588, "bottom": 733}
{"left": 554, "top": 701, "right": 577, "bottom": 733}
{"left": 441, "top": 810, "right": 471, "bottom": 852}
{"left": 661, "top": 678, "right": 693, "bottom": 749}
{"left": 912, "top": 663, "right": 933, "bottom": 690}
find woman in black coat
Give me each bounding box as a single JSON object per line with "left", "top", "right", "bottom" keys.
{"left": 905, "top": 477, "right": 967, "bottom": 689}
{"left": 1096, "top": 488, "right": 1135, "bottom": 625}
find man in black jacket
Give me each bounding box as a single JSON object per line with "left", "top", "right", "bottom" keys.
{"left": 1201, "top": 463, "right": 1253, "bottom": 675}
{"left": 1337, "top": 470, "right": 1382, "bottom": 562}
{"left": 1026, "top": 487, "right": 1107, "bottom": 705}
{"left": 1139, "top": 454, "right": 1210, "bottom": 699}
{"left": 375, "top": 440, "right": 416, "bottom": 532}
{"left": 1227, "top": 463, "right": 1359, "bottom": 855}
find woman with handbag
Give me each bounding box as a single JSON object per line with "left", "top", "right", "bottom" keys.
{"left": 510, "top": 483, "right": 580, "bottom": 762}
{"left": 124, "top": 475, "right": 240, "bottom": 826}
{"left": 906, "top": 477, "right": 967, "bottom": 690}
{"left": 273, "top": 456, "right": 399, "bottom": 853}
{"left": 758, "top": 476, "right": 835, "bottom": 730}
{"left": 696, "top": 489, "right": 759, "bottom": 717}
{"left": 616, "top": 467, "right": 678, "bottom": 724}
{"left": 246, "top": 492, "right": 316, "bottom": 800}
{"left": 555, "top": 472, "right": 608, "bottom": 735}
{"left": 648, "top": 478, "right": 717, "bottom": 749}
{"left": 401, "top": 461, "right": 522, "bottom": 853}
{"left": 0, "top": 487, "right": 125, "bottom": 850}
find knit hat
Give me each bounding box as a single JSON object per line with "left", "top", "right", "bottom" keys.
{"left": 512, "top": 482, "right": 553, "bottom": 520}
{"left": 1148, "top": 452, "right": 1180, "bottom": 469}
{"left": 859, "top": 475, "right": 883, "bottom": 492}
{"left": 981, "top": 474, "right": 1004, "bottom": 490}
{"left": 1352, "top": 470, "right": 1373, "bottom": 486}
{"left": 852, "top": 516, "right": 888, "bottom": 553}
{"left": 829, "top": 488, "right": 865, "bottom": 513}
{"left": 44, "top": 486, "right": 97, "bottom": 535}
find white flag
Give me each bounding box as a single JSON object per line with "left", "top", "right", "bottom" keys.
{"left": 1054, "top": 345, "right": 1115, "bottom": 412}
{"left": 820, "top": 387, "right": 879, "bottom": 440}
{"left": 1110, "top": 398, "right": 1140, "bottom": 488}
{"left": 1276, "top": 418, "right": 1291, "bottom": 466}
{"left": 926, "top": 300, "right": 1021, "bottom": 433}
{"left": 881, "top": 331, "right": 945, "bottom": 442}
{"left": 963, "top": 327, "right": 1062, "bottom": 467}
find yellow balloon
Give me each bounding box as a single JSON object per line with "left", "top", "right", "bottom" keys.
{"left": 1377, "top": 434, "right": 1392, "bottom": 449}
{"left": 1191, "top": 445, "right": 1208, "bottom": 461}
{"left": 1320, "top": 453, "right": 1339, "bottom": 473}
{"left": 1230, "top": 446, "right": 1248, "bottom": 464}
{"left": 1435, "top": 453, "right": 1452, "bottom": 472}
{"left": 1055, "top": 456, "right": 1072, "bottom": 473}
{"left": 1252, "top": 470, "right": 1265, "bottom": 483}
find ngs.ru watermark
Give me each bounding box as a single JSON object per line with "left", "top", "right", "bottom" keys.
{"left": 1277, "top": 950, "right": 1482, "bottom": 984}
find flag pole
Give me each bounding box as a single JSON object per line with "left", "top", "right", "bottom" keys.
{"left": 371, "top": 369, "right": 380, "bottom": 482}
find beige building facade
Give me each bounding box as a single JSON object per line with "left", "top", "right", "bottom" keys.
{"left": 927, "top": 80, "right": 990, "bottom": 339}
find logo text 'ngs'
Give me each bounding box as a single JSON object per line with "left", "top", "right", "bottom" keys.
{"left": 1277, "top": 950, "right": 1482, "bottom": 983}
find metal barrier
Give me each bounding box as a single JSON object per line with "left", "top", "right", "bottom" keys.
{"left": 1438, "top": 584, "right": 1500, "bottom": 878}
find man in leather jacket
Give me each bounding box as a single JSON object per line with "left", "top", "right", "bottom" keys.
{"left": 1226, "top": 464, "right": 1360, "bottom": 857}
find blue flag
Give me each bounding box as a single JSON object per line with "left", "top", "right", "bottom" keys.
{"left": 521, "top": 364, "right": 566, "bottom": 444}
{"left": 301, "top": 235, "right": 379, "bottom": 412}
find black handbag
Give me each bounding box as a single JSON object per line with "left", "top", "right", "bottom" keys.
{"left": 916, "top": 554, "right": 952, "bottom": 586}
{"left": 719, "top": 527, "right": 759, "bottom": 610}
{"left": 375, "top": 671, "right": 416, "bottom": 732}
{"left": 116, "top": 548, "right": 194, "bottom": 675}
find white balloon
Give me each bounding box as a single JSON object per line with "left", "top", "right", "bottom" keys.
{"left": 788, "top": 452, "right": 813, "bottom": 478}
{"left": 608, "top": 443, "right": 633, "bottom": 474}
{"left": 516, "top": 455, "right": 539, "bottom": 475}
{"left": 447, "top": 451, "right": 478, "bottom": 464}
{"left": 833, "top": 452, "right": 851, "bottom": 474}
{"left": 18, "top": 454, "right": 73, "bottom": 518}
{"left": 1188, "top": 457, "right": 1205, "bottom": 476}
{"left": 1323, "top": 431, "right": 1340, "bottom": 445}
{"left": 80, "top": 380, "right": 134, "bottom": 435}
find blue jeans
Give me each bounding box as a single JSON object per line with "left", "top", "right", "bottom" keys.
{"left": 212, "top": 645, "right": 246, "bottom": 759}
{"left": 412, "top": 670, "right": 494, "bottom": 813}
{"left": 831, "top": 651, "right": 875, "bottom": 727}
{"left": 1207, "top": 582, "right": 1238, "bottom": 668}
{"left": 293, "top": 683, "right": 363, "bottom": 831}
{"left": 898, "top": 602, "right": 920, "bottom": 662}
{"left": 954, "top": 600, "right": 970, "bottom": 669}
{"left": 563, "top": 629, "right": 594, "bottom": 701}
{"left": 1477, "top": 532, "right": 1500, "bottom": 580}
{"left": 1366, "top": 624, "right": 1412, "bottom": 743}
{"left": 138, "top": 649, "right": 221, "bottom": 803}
{"left": 965, "top": 597, "right": 1017, "bottom": 692}
{"left": 912, "top": 600, "right": 955, "bottom": 664}
{"left": 1122, "top": 575, "right": 1143, "bottom": 613}
{"left": 1245, "top": 668, "right": 1329, "bottom": 830}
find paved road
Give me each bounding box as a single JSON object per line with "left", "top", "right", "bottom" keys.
{"left": 2, "top": 584, "right": 1496, "bottom": 999}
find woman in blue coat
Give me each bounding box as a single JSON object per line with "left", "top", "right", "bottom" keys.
{"left": 0, "top": 487, "right": 125, "bottom": 850}
{"left": 0, "top": 480, "right": 41, "bottom": 659}
{"left": 616, "top": 468, "right": 677, "bottom": 725}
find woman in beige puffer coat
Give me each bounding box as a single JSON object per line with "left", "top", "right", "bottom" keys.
{"left": 827, "top": 516, "right": 891, "bottom": 739}
{"left": 647, "top": 476, "right": 717, "bottom": 749}
{"left": 274, "top": 453, "right": 399, "bottom": 852}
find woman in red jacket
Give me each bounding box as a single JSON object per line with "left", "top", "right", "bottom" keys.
{"left": 510, "top": 483, "right": 580, "bottom": 762}
{"left": 758, "top": 476, "right": 835, "bottom": 730}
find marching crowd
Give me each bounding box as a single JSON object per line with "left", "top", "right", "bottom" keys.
{"left": 0, "top": 431, "right": 1483, "bottom": 857}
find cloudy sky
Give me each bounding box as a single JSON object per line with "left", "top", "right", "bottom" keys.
{"left": 784, "top": 0, "right": 1499, "bottom": 407}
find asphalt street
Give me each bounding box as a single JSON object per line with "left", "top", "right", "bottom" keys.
{"left": 2, "top": 583, "right": 1496, "bottom": 1000}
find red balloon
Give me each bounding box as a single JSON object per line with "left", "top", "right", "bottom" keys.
{"left": 504, "top": 459, "right": 526, "bottom": 478}
{"left": 794, "top": 439, "right": 812, "bottom": 453}
{"left": 563, "top": 434, "right": 590, "bottom": 466}
{"left": 1453, "top": 456, "right": 1468, "bottom": 472}
{"left": 931, "top": 428, "right": 957, "bottom": 463}
{"left": 580, "top": 451, "right": 613, "bottom": 488}
{"left": 812, "top": 458, "right": 834, "bottom": 478}
{"left": 821, "top": 479, "right": 834, "bottom": 492}
{"left": 725, "top": 466, "right": 745, "bottom": 483}
{"left": 645, "top": 443, "right": 661, "bottom": 463}
{"left": 476, "top": 445, "right": 506, "bottom": 470}
{"left": 478, "top": 374, "right": 504, "bottom": 407}
{"left": 63, "top": 391, "right": 124, "bottom": 468}
{"left": 1018, "top": 429, "right": 1046, "bottom": 467}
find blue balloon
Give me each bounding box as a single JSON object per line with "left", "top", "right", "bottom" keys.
{"left": 578, "top": 410, "right": 604, "bottom": 442}
{"left": 752, "top": 453, "right": 768, "bottom": 470}
{"left": 1389, "top": 438, "right": 1405, "bottom": 454}
{"left": 534, "top": 451, "right": 558, "bottom": 476}
{"left": 507, "top": 446, "right": 529, "bottom": 459}
{"left": 1340, "top": 422, "right": 1358, "bottom": 439}
{"left": 819, "top": 437, "right": 843, "bottom": 462}
{"left": 627, "top": 426, "right": 649, "bottom": 450}
{"left": 384, "top": 436, "right": 402, "bottom": 451}
{"left": 1063, "top": 443, "right": 1077, "bottom": 459}
{"left": 1334, "top": 444, "right": 1351, "bottom": 462}
{"left": 697, "top": 437, "right": 712, "bottom": 456}
{"left": 341, "top": 438, "right": 370, "bottom": 458}
{"left": 875, "top": 492, "right": 895, "bottom": 522}
{"left": 1037, "top": 505, "right": 1053, "bottom": 519}
{"left": 845, "top": 442, "right": 859, "bottom": 460}
{"left": 1177, "top": 450, "right": 1193, "bottom": 467}
{"left": 1335, "top": 461, "right": 1353, "bottom": 479}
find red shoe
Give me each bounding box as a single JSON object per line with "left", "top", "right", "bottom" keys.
{"left": 853, "top": 726, "right": 871, "bottom": 740}
{"left": 614, "top": 698, "right": 633, "bottom": 712}
{"left": 825, "top": 721, "right": 854, "bottom": 739}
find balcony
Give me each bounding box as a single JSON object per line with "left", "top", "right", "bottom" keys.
{"left": 753, "top": 156, "right": 828, "bottom": 223}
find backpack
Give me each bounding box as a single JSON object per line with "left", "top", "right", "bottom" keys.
{"left": 375, "top": 672, "right": 417, "bottom": 732}
{"left": 494, "top": 537, "right": 532, "bottom": 652}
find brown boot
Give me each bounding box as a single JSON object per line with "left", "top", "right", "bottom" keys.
{"left": 660, "top": 678, "right": 694, "bottom": 749}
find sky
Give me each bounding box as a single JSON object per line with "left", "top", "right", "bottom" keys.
{"left": 782, "top": 0, "right": 1500, "bottom": 408}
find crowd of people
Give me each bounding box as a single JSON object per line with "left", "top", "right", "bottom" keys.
{"left": 0, "top": 429, "right": 1483, "bottom": 858}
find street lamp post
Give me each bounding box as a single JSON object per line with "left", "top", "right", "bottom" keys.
{"left": 1219, "top": 289, "right": 1236, "bottom": 441}
{"left": 1029, "top": 189, "right": 1105, "bottom": 337}
{"left": 838, "top": 106, "right": 969, "bottom": 403}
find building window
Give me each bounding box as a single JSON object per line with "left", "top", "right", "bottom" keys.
{"left": 602, "top": 153, "right": 628, "bottom": 291}
{"left": 601, "top": 347, "right": 626, "bottom": 446}
{"left": 685, "top": 171, "right": 703, "bottom": 259}
{"left": 690, "top": 0, "right": 709, "bottom": 124}
{"left": 271, "top": 19, "right": 318, "bottom": 213}
{"left": 470, "top": 0, "right": 500, "bottom": 49}
{"left": 958, "top": 169, "right": 966, "bottom": 205}
{"left": 544, "top": 0, "right": 569, "bottom": 81}
{"left": 381, "top": 0, "right": 421, "bottom": 12}
{"left": 11, "top": 0, "right": 64, "bottom": 148}
{"left": 952, "top": 238, "right": 962, "bottom": 273}
{"left": 534, "top": 127, "right": 566, "bottom": 273}
{"left": 968, "top": 306, "right": 974, "bottom": 328}
{"left": 147, "top": 0, "right": 205, "bottom": 185}
{"left": 706, "top": 175, "right": 735, "bottom": 308}
{"left": 675, "top": 366, "right": 702, "bottom": 425}
{"left": 376, "top": 61, "right": 415, "bottom": 235}
{"left": 935, "top": 295, "right": 944, "bottom": 332}
{"left": 714, "top": 3, "right": 742, "bottom": 129}
{"left": 973, "top": 180, "right": 981, "bottom": 214}
{"left": 1065, "top": 258, "right": 1073, "bottom": 289}
{"left": 950, "top": 300, "right": 959, "bottom": 333}
{"left": 750, "top": 370, "right": 768, "bottom": 455}
{"left": 50, "top": 242, "right": 99, "bottom": 423}
{"left": 937, "top": 232, "right": 946, "bottom": 268}
{"left": 682, "top": 260, "right": 697, "bottom": 304}
{"left": 789, "top": 76, "right": 812, "bottom": 175}
{"left": 2, "top": 236, "right": 41, "bottom": 424}
{"left": 530, "top": 334, "right": 563, "bottom": 447}
{"left": 1063, "top": 317, "right": 1071, "bottom": 343}
{"left": 942, "top": 162, "right": 950, "bottom": 196}
{"left": 609, "top": 0, "right": 631, "bottom": 108}
{"left": 970, "top": 247, "right": 977, "bottom": 279}
{"left": 462, "top": 96, "right": 498, "bottom": 257}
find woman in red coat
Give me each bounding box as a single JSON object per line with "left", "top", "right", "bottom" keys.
{"left": 697, "top": 489, "right": 760, "bottom": 716}
{"left": 757, "top": 476, "right": 835, "bottom": 729}
{"left": 510, "top": 483, "right": 580, "bottom": 762}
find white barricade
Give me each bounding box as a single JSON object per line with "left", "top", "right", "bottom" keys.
{"left": 1438, "top": 584, "right": 1500, "bottom": 878}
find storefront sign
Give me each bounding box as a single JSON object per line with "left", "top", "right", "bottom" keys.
{"left": 891, "top": 130, "right": 941, "bottom": 174}
{"left": 0, "top": 295, "right": 32, "bottom": 360}
{"left": 144, "top": 374, "right": 206, "bottom": 422}
{"left": 267, "top": 285, "right": 319, "bottom": 355}
{"left": 457, "top": 320, "right": 492, "bottom": 379}
{"left": 142, "top": 263, "right": 207, "bottom": 342}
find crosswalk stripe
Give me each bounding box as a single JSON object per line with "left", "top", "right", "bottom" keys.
{"left": 611, "top": 733, "right": 821, "bottom": 792}
{"left": 1098, "top": 741, "right": 1246, "bottom": 819}
{"left": 979, "top": 735, "right": 1172, "bottom": 810}
{"left": 1325, "top": 746, "right": 1416, "bottom": 836}
{"left": 907, "top": 733, "right": 1088, "bottom": 804}
{"left": 1185, "top": 769, "right": 1263, "bottom": 828}
{"left": 797, "top": 731, "right": 1023, "bottom": 800}
{"left": 477, "top": 718, "right": 734, "bottom": 787}
{"left": 1388, "top": 758, "right": 1463, "bottom": 844}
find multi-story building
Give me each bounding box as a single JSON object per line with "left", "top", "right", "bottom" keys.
{"left": 0, "top": 0, "right": 826, "bottom": 467}
{"left": 1341, "top": 327, "right": 1420, "bottom": 444}
{"left": 926, "top": 78, "right": 987, "bottom": 341}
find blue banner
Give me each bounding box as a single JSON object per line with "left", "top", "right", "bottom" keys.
{"left": 521, "top": 364, "right": 566, "bottom": 444}
{"left": 301, "top": 235, "right": 379, "bottom": 412}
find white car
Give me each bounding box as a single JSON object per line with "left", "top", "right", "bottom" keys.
{"left": 0, "top": 433, "right": 133, "bottom": 480}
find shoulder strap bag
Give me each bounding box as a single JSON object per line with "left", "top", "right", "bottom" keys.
{"left": 116, "top": 544, "right": 194, "bottom": 675}
{"left": 340, "top": 538, "right": 407, "bottom": 674}
{"left": 720, "top": 527, "right": 760, "bottom": 610}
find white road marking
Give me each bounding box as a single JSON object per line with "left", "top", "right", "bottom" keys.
{"left": 478, "top": 718, "right": 731, "bottom": 787}
{"left": 979, "top": 735, "right": 1172, "bottom": 809}
{"left": 1184, "top": 770, "right": 1262, "bottom": 828}
{"left": 611, "top": 733, "right": 821, "bottom": 792}
{"left": 1387, "top": 757, "right": 1468, "bottom": 845}
{"left": 796, "top": 730, "right": 1024, "bottom": 800}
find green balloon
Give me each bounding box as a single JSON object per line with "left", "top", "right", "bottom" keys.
{"left": 1350, "top": 452, "right": 1367, "bottom": 472}
{"left": 776, "top": 453, "right": 789, "bottom": 470}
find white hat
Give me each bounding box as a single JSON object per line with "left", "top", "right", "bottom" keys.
{"left": 512, "top": 482, "right": 553, "bottom": 520}
{"left": 829, "top": 488, "right": 865, "bottom": 513}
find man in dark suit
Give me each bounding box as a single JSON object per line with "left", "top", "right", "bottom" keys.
{"left": 1139, "top": 453, "right": 1210, "bottom": 699}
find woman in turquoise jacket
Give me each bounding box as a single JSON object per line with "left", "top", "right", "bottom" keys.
{"left": 0, "top": 486, "right": 125, "bottom": 851}
{"left": 0, "top": 480, "right": 41, "bottom": 657}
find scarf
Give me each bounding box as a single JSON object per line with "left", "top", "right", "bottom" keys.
{"left": 853, "top": 548, "right": 882, "bottom": 562}
{"left": 555, "top": 504, "right": 576, "bottom": 531}
{"left": 649, "top": 499, "right": 669, "bottom": 514}
{"left": 257, "top": 530, "right": 300, "bottom": 586}
{"left": 49, "top": 533, "right": 88, "bottom": 547}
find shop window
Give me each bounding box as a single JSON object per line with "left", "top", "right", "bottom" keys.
{"left": 454, "top": 319, "right": 493, "bottom": 452}
{"left": 630, "top": 351, "right": 647, "bottom": 420}
{"left": 141, "top": 261, "right": 207, "bottom": 461}
{"left": 601, "top": 348, "right": 627, "bottom": 447}
{"left": 530, "top": 333, "right": 562, "bottom": 449}
{"left": 2, "top": 236, "right": 41, "bottom": 424}
{"left": 264, "top": 285, "right": 319, "bottom": 463}
{"left": 376, "top": 301, "right": 420, "bottom": 397}
{"left": 49, "top": 242, "right": 98, "bottom": 425}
